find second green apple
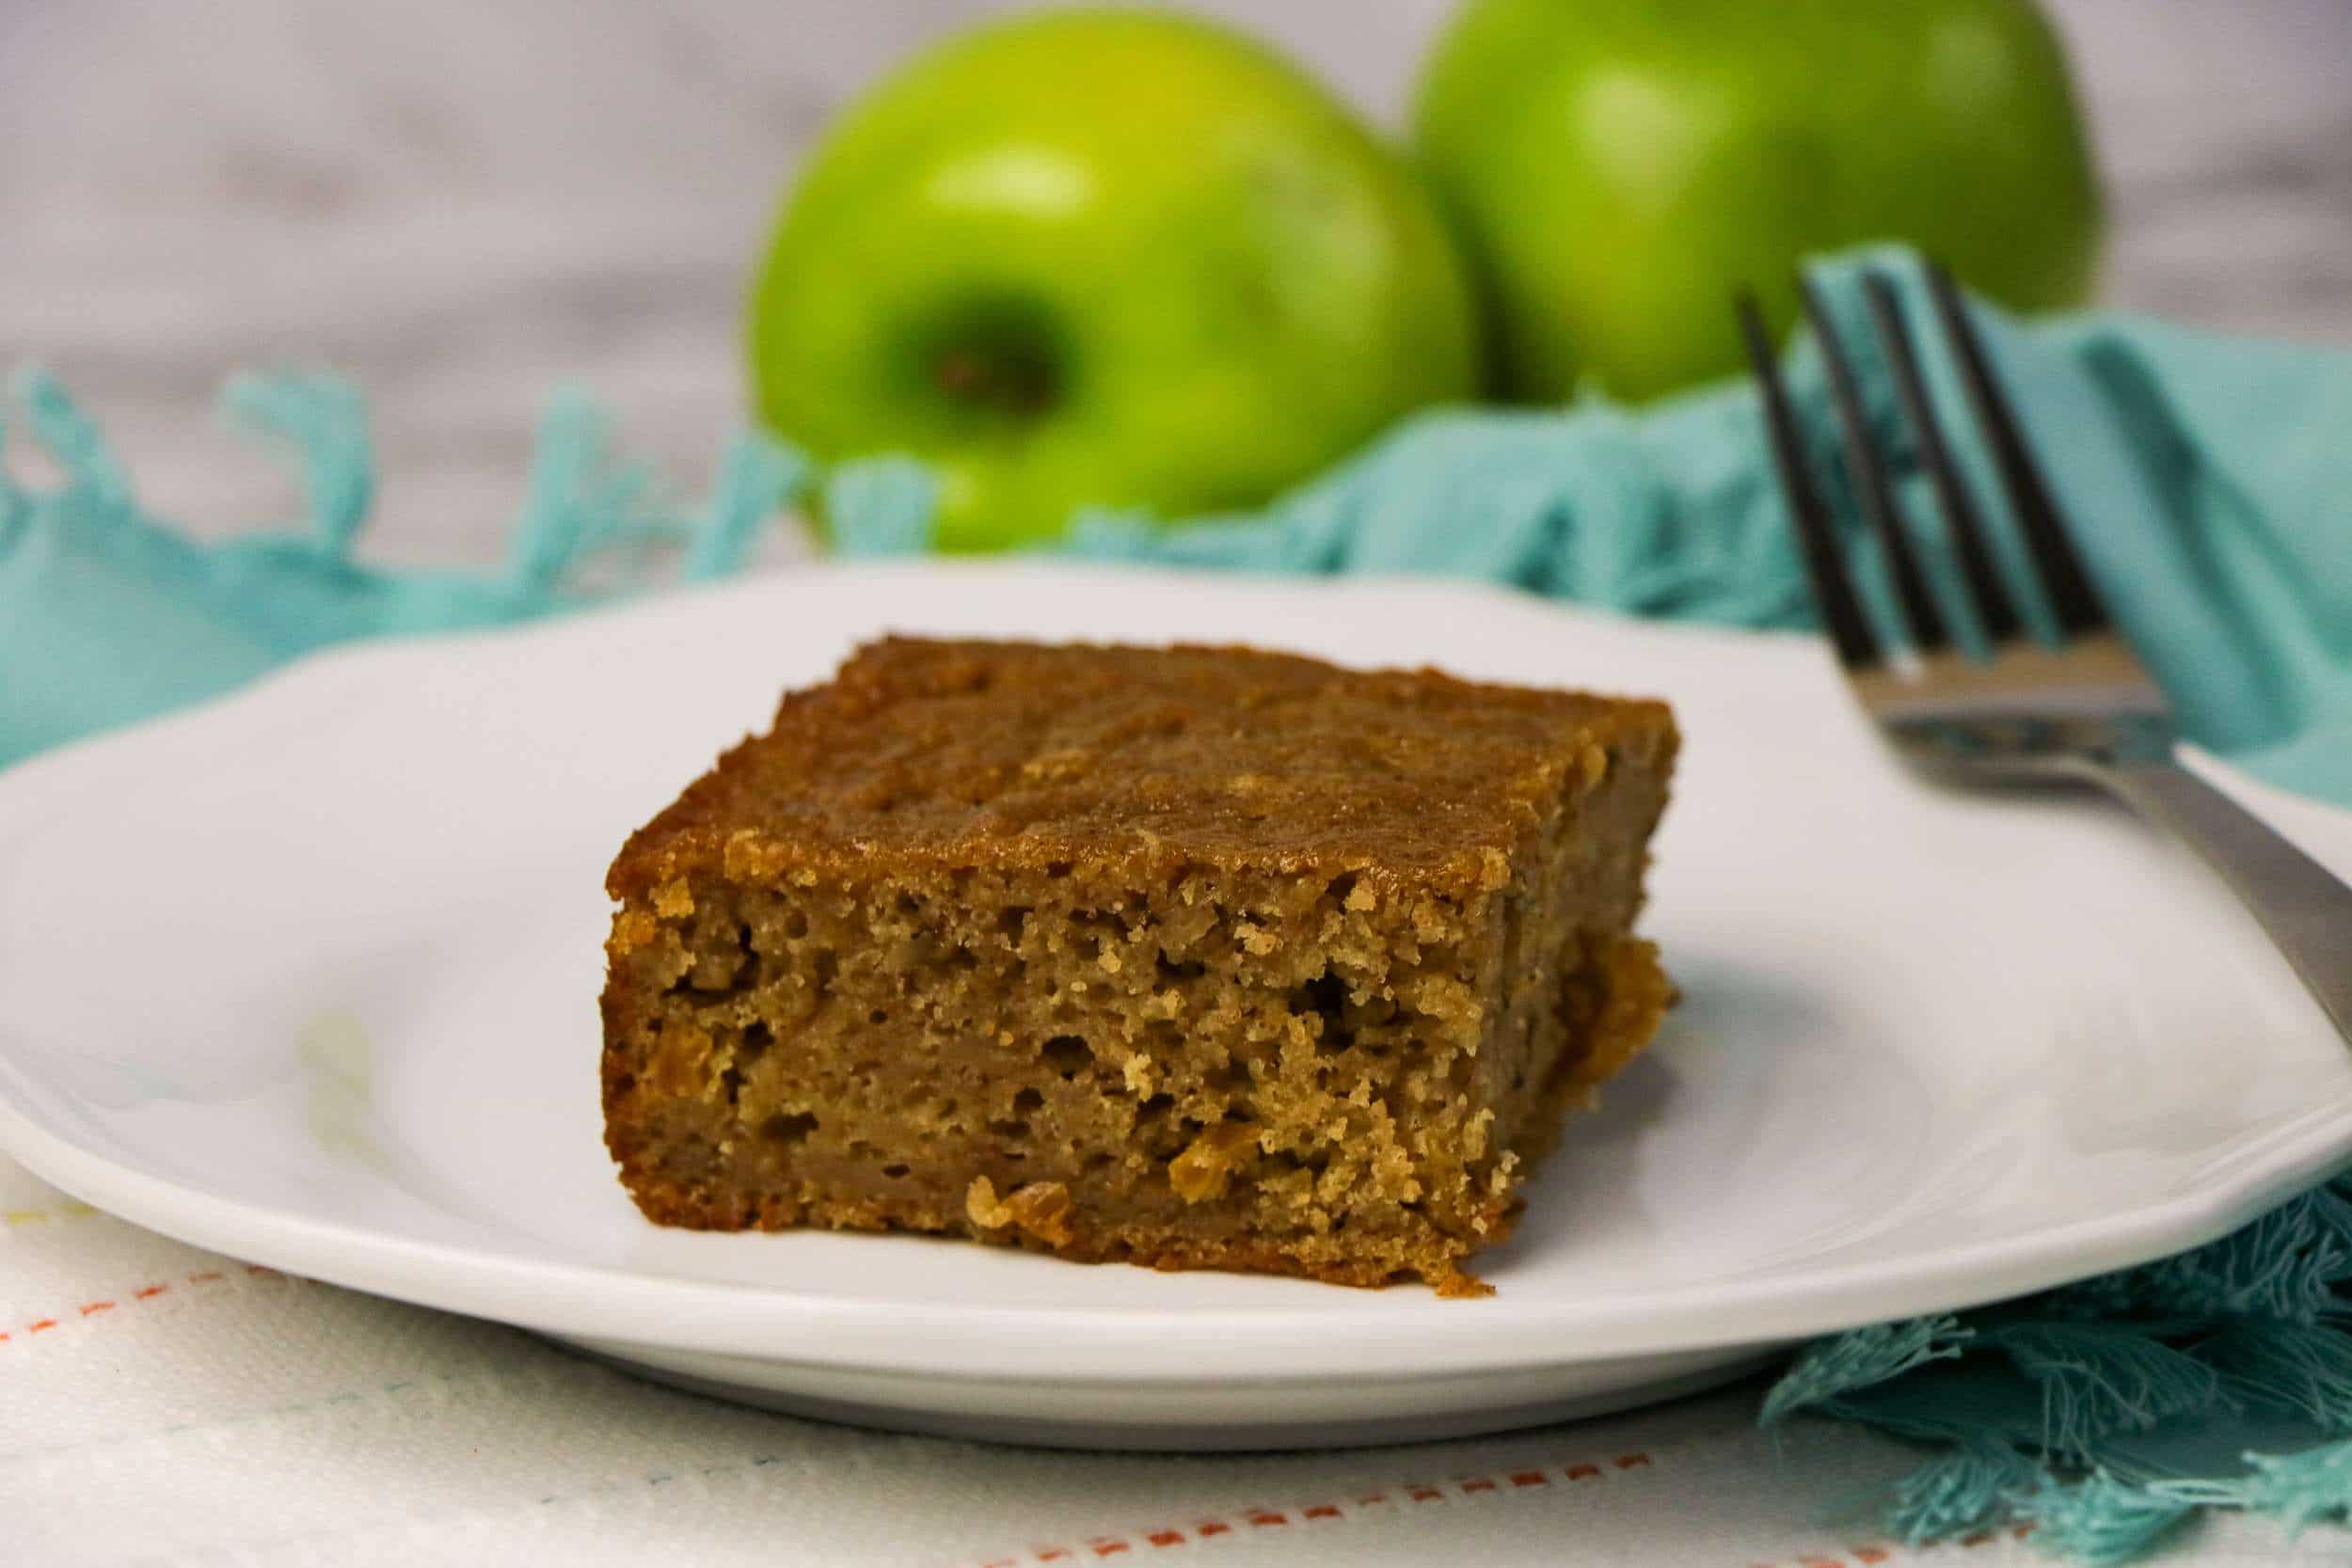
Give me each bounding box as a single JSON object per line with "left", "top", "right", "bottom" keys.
{"left": 1416, "top": 0, "right": 2103, "bottom": 401}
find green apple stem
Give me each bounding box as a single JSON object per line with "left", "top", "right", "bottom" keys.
{"left": 934, "top": 344, "right": 1057, "bottom": 418}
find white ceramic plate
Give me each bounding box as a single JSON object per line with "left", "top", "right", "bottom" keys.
{"left": 5, "top": 562, "right": 2351, "bottom": 1451}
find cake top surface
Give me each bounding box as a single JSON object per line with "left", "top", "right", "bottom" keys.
{"left": 611, "top": 637, "right": 1674, "bottom": 898}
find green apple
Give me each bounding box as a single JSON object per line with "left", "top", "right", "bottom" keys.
{"left": 1415, "top": 0, "right": 2103, "bottom": 401}
{"left": 750, "top": 8, "right": 1482, "bottom": 553}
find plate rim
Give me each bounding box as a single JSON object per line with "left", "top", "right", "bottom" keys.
{"left": 6, "top": 560, "right": 2352, "bottom": 1385}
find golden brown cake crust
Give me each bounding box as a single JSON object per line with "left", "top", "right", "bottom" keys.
{"left": 601, "top": 637, "right": 1678, "bottom": 1295}
{"left": 608, "top": 637, "right": 1674, "bottom": 900}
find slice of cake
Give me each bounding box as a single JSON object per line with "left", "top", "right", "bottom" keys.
{"left": 600, "top": 637, "right": 1677, "bottom": 1295}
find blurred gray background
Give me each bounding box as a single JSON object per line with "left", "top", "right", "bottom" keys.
{"left": 6, "top": 0, "right": 2350, "bottom": 562}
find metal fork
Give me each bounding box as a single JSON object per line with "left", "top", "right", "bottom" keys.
{"left": 1737, "top": 263, "right": 2352, "bottom": 1045}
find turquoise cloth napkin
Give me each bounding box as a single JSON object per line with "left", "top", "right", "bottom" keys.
{"left": 7, "top": 248, "right": 2352, "bottom": 1560}
{"left": 0, "top": 372, "right": 805, "bottom": 769}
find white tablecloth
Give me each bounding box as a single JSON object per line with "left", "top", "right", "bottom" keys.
{"left": 6, "top": 1156, "right": 2340, "bottom": 1567}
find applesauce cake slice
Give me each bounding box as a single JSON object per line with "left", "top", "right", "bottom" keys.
{"left": 599, "top": 636, "right": 1677, "bottom": 1295}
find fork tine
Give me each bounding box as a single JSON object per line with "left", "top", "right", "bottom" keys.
{"left": 1862, "top": 270, "right": 2025, "bottom": 646}
{"left": 1799, "top": 277, "right": 1951, "bottom": 655}
{"left": 1736, "top": 292, "right": 1880, "bottom": 670}
{"left": 1925, "top": 260, "right": 2111, "bottom": 639}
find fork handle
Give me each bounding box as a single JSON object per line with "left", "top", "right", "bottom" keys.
{"left": 2093, "top": 760, "right": 2352, "bottom": 1045}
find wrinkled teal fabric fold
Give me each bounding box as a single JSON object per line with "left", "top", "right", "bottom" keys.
{"left": 0, "top": 372, "right": 807, "bottom": 769}
{"left": 8, "top": 246, "right": 2352, "bottom": 1560}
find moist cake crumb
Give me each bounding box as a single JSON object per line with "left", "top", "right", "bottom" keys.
{"left": 599, "top": 636, "right": 1678, "bottom": 1294}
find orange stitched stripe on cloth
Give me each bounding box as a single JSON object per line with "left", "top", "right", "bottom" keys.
{"left": 1, "top": 1265, "right": 294, "bottom": 1346}
{"left": 947, "top": 1449, "right": 1670, "bottom": 1567}
{"left": 1752, "top": 1525, "right": 2031, "bottom": 1568}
